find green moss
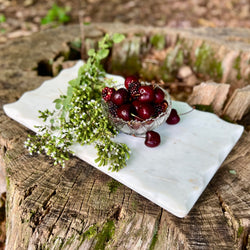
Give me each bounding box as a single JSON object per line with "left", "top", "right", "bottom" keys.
{"left": 148, "top": 214, "right": 161, "bottom": 250}
{"left": 82, "top": 224, "right": 97, "bottom": 239}
{"left": 54, "top": 236, "right": 64, "bottom": 249}
{"left": 159, "top": 44, "right": 185, "bottom": 82}
{"left": 5, "top": 176, "right": 10, "bottom": 188}
{"left": 111, "top": 53, "right": 141, "bottom": 76}
{"left": 140, "top": 42, "right": 186, "bottom": 82}
{"left": 64, "top": 234, "right": 76, "bottom": 247}
{"left": 125, "top": 53, "right": 141, "bottom": 75}
{"left": 237, "top": 226, "right": 244, "bottom": 238}
{"left": 194, "top": 43, "right": 223, "bottom": 81}
{"left": 94, "top": 220, "right": 115, "bottom": 250}
{"left": 78, "top": 221, "right": 116, "bottom": 249}
{"left": 220, "top": 115, "right": 235, "bottom": 124}
{"left": 29, "top": 209, "right": 37, "bottom": 221}
{"left": 79, "top": 224, "right": 98, "bottom": 244}
{"left": 150, "top": 34, "right": 165, "bottom": 50}
{"left": 111, "top": 37, "right": 142, "bottom": 76}
{"left": 233, "top": 53, "right": 242, "bottom": 80}
{"left": 140, "top": 65, "right": 162, "bottom": 81}
{"left": 107, "top": 179, "right": 122, "bottom": 193}
{"left": 194, "top": 104, "right": 214, "bottom": 113}
{"left": 149, "top": 230, "right": 158, "bottom": 250}
{"left": 70, "top": 38, "right": 82, "bottom": 50}
{"left": 40, "top": 243, "right": 50, "bottom": 250}
{"left": 131, "top": 200, "right": 138, "bottom": 211}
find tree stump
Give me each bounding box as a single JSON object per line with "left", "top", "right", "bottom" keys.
{"left": 0, "top": 23, "right": 249, "bottom": 249}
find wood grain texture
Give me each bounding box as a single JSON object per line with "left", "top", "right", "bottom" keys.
{"left": 0, "top": 23, "right": 249, "bottom": 249}
{"left": 223, "top": 85, "right": 250, "bottom": 121}
{"left": 188, "top": 82, "right": 230, "bottom": 115}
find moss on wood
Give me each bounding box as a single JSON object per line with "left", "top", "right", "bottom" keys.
{"left": 94, "top": 220, "right": 115, "bottom": 250}
{"left": 107, "top": 179, "right": 122, "bottom": 193}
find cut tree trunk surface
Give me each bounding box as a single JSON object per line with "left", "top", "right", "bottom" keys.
{"left": 0, "top": 23, "right": 249, "bottom": 249}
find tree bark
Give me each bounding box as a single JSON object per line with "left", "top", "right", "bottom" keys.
{"left": 0, "top": 23, "right": 249, "bottom": 249}
{"left": 188, "top": 81, "right": 230, "bottom": 115}
{"left": 223, "top": 85, "right": 250, "bottom": 121}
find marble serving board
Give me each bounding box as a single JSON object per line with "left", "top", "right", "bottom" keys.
{"left": 3, "top": 61, "right": 244, "bottom": 218}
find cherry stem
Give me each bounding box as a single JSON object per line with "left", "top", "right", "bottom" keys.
{"left": 131, "top": 113, "right": 144, "bottom": 121}
{"left": 178, "top": 107, "right": 195, "bottom": 116}
{"left": 132, "top": 134, "right": 146, "bottom": 138}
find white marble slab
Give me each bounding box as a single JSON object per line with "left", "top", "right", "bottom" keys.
{"left": 3, "top": 61, "right": 244, "bottom": 218}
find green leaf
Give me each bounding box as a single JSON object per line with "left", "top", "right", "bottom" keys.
{"left": 69, "top": 77, "right": 80, "bottom": 87}
{"left": 87, "top": 49, "right": 95, "bottom": 56}
{"left": 41, "top": 4, "right": 70, "bottom": 25}
{"left": 55, "top": 103, "right": 61, "bottom": 109}
{"left": 0, "top": 14, "right": 6, "bottom": 24}
{"left": 53, "top": 99, "right": 62, "bottom": 109}
{"left": 97, "top": 49, "right": 109, "bottom": 60}
{"left": 67, "top": 86, "right": 73, "bottom": 97}
{"left": 112, "top": 33, "right": 125, "bottom": 43}
{"left": 229, "top": 170, "right": 236, "bottom": 175}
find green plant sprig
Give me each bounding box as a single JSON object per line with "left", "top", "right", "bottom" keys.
{"left": 41, "top": 4, "right": 71, "bottom": 25}
{"left": 24, "top": 33, "right": 130, "bottom": 171}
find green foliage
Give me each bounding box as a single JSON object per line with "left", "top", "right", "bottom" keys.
{"left": 221, "top": 114, "right": 235, "bottom": 124}
{"left": 0, "top": 14, "right": 6, "bottom": 24}
{"left": 70, "top": 38, "right": 82, "bottom": 49}
{"left": 229, "top": 169, "right": 237, "bottom": 175}
{"left": 78, "top": 224, "right": 98, "bottom": 245}
{"left": 94, "top": 220, "right": 115, "bottom": 250}
{"left": 233, "top": 54, "right": 242, "bottom": 80}
{"left": 0, "top": 14, "right": 6, "bottom": 33}
{"left": 24, "top": 33, "right": 130, "bottom": 171}
{"left": 194, "top": 43, "right": 223, "bottom": 81}
{"left": 150, "top": 34, "right": 165, "bottom": 50}
{"left": 78, "top": 221, "right": 115, "bottom": 249}
{"left": 107, "top": 179, "right": 122, "bottom": 193}
{"left": 237, "top": 225, "right": 244, "bottom": 238}
{"left": 41, "top": 4, "right": 71, "bottom": 25}
{"left": 160, "top": 44, "right": 185, "bottom": 81}
{"left": 112, "top": 33, "right": 125, "bottom": 43}
{"left": 194, "top": 104, "right": 214, "bottom": 113}
{"left": 149, "top": 218, "right": 160, "bottom": 250}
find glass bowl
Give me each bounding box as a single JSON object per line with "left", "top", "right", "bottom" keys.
{"left": 102, "top": 82, "right": 172, "bottom": 136}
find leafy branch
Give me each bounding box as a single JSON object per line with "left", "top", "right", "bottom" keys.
{"left": 25, "top": 33, "right": 130, "bottom": 171}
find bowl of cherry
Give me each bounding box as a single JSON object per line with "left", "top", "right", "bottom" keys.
{"left": 101, "top": 76, "right": 172, "bottom": 137}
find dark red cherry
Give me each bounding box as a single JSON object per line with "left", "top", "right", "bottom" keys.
{"left": 137, "top": 103, "right": 154, "bottom": 120}
{"left": 166, "top": 109, "right": 180, "bottom": 125}
{"left": 154, "top": 87, "right": 165, "bottom": 104}
{"left": 132, "top": 100, "right": 142, "bottom": 113}
{"left": 124, "top": 75, "right": 139, "bottom": 89}
{"left": 117, "top": 104, "right": 133, "bottom": 121}
{"left": 111, "top": 88, "right": 129, "bottom": 106}
{"left": 145, "top": 131, "right": 161, "bottom": 147}
{"left": 138, "top": 86, "right": 155, "bottom": 103}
